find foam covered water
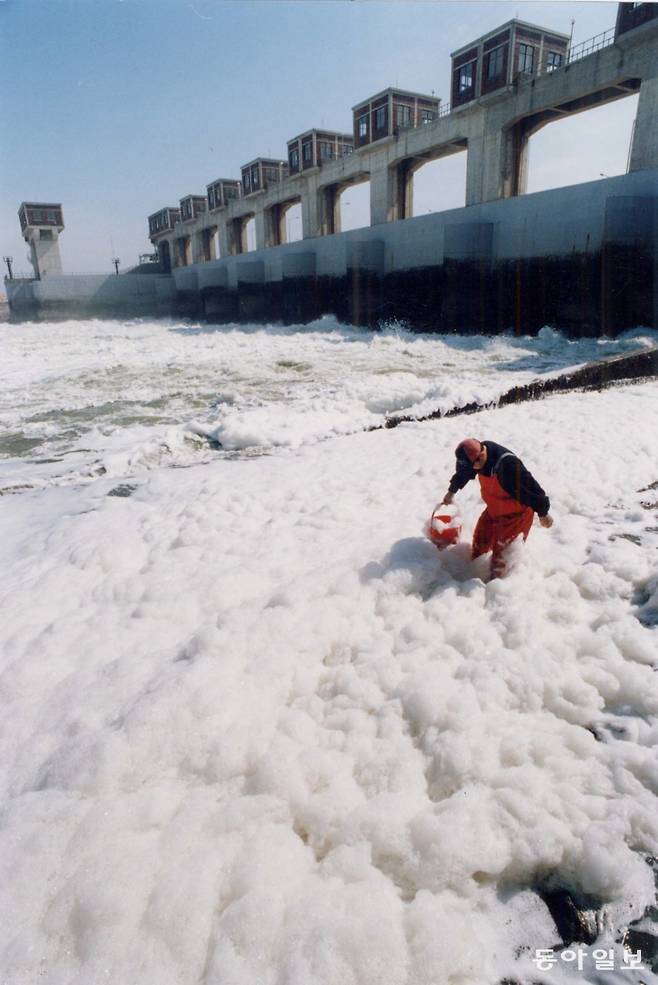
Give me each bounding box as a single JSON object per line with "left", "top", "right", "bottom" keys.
{"left": 2, "top": 317, "right": 655, "bottom": 493}
{"left": 1, "top": 317, "right": 658, "bottom": 984}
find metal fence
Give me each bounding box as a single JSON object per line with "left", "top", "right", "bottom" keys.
{"left": 384, "top": 23, "right": 616, "bottom": 136}
{"left": 566, "top": 27, "right": 616, "bottom": 65}
{"left": 392, "top": 102, "right": 453, "bottom": 136}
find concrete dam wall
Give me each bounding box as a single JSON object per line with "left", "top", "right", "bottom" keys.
{"left": 6, "top": 272, "right": 175, "bottom": 321}
{"left": 172, "top": 171, "right": 657, "bottom": 336}
{"left": 7, "top": 169, "right": 657, "bottom": 336}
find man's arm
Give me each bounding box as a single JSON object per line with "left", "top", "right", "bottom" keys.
{"left": 442, "top": 465, "right": 475, "bottom": 504}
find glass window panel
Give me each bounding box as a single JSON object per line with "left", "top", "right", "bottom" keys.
{"left": 459, "top": 62, "right": 474, "bottom": 92}
{"left": 487, "top": 46, "right": 505, "bottom": 79}
{"left": 396, "top": 105, "right": 411, "bottom": 126}
{"left": 518, "top": 43, "right": 535, "bottom": 73}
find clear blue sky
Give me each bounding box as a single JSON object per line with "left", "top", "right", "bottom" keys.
{"left": 1, "top": 0, "right": 633, "bottom": 274}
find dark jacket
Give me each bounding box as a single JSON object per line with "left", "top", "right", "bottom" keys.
{"left": 448, "top": 440, "right": 550, "bottom": 516}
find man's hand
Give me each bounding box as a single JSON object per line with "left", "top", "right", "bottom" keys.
{"left": 539, "top": 514, "right": 554, "bottom": 529}
{"left": 442, "top": 492, "right": 454, "bottom": 505}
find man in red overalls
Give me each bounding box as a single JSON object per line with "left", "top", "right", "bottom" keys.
{"left": 442, "top": 438, "right": 553, "bottom": 578}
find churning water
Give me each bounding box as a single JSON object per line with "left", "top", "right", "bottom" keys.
{"left": 1, "top": 316, "right": 655, "bottom": 494}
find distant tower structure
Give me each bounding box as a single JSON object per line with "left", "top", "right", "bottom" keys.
{"left": 18, "top": 202, "right": 64, "bottom": 279}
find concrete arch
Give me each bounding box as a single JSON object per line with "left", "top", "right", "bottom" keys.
{"left": 201, "top": 226, "right": 218, "bottom": 261}
{"left": 387, "top": 139, "right": 468, "bottom": 220}
{"left": 318, "top": 172, "right": 370, "bottom": 236}
{"left": 500, "top": 77, "right": 642, "bottom": 198}
{"left": 224, "top": 213, "right": 255, "bottom": 255}
{"left": 264, "top": 197, "right": 302, "bottom": 247}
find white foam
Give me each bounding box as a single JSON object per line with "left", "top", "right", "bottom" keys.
{"left": 1, "top": 321, "right": 657, "bottom": 984}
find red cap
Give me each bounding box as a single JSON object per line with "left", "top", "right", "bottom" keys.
{"left": 455, "top": 438, "right": 481, "bottom": 464}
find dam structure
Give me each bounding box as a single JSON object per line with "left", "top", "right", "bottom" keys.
{"left": 6, "top": 4, "right": 658, "bottom": 335}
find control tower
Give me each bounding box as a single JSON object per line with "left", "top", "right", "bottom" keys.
{"left": 18, "top": 202, "right": 64, "bottom": 278}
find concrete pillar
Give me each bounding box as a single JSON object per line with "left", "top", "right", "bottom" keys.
{"left": 516, "top": 137, "right": 530, "bottom": 197}
{"left": 276, "top": 205, "right": 287, "bottom": 246}
{"left": 26, "top": 228, "right": 63, "bottom": 278}
{"left": 192, "top": 231, "right": 206, "bottom": 264}
{"left": 628, "top": 75, "right": 658, "bottom": 172}
{"left": 223, "top": 219, "right": 246, "bottom": 256}
{"left": 201, "top": 227, "right": 218, "bottom": 262}
{"left": 263, "top": 206, "right": 283, "bottom": 248}
{"left": 390, "top": 161, "right": 414, "bottom": 221}
{"left": 465, "top": 134, "right": 486, "bottom": 206}
{"left": 370, "top": 164, "right": 414, "bottom": 225}
{"left": 217, "top": 222, "right": 229, "bottom": 258}
{"left": 173, "top": 238, "right": 185, "bottom": 267}
{"left": 318, "top": 185, "right": 341, "bottom": 236}
{"left": 369, "top": 168, "right": 391, "bottom": 225}
{"left": 301, "top": 186, "right": 321, "bottom": 239}
{"left": 254, "top": 211, "right": 267, "bottom": 251}
{"left": 465, "top": 125, "right": 528, "bottom": 205}
{"left": 503, "top": 124, "right": 530, "bottom": 198}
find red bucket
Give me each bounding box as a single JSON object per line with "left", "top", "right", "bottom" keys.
{"left": 427, "top": 508, "right": 462, "bottom": 549}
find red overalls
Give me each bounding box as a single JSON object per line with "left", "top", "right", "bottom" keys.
{"left": 472, "top": 460, "right": 534, "bottom": 578}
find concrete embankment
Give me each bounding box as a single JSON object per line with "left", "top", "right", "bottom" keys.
{"left": 383, "top": 346, "right": 658, "bottom": 430}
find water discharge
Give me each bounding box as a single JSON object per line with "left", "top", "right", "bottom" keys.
{"left": 1, "top": 316, "right": 655, "bottom": 493}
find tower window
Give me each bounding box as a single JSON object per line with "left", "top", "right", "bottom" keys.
{"left": 545, "top": 50, "right": 563, "bottom": 71}
{"left": 459, "top": 61, "right": 475, "bottom": 93}
{"left": 396, "top": 104, "right": 411, "bottom": 127}
{"left": 486, "top": 45, "right": 505, "bottom": 80}
{"left": 518, "top": 43, "right": 535, "bottom": 74}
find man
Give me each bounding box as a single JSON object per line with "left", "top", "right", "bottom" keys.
{"left": 442, "top": 438, "right": 553, "bottom": 578}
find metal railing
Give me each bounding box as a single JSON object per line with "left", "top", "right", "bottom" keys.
{"left": 507, "top": 25, "right": 617, "bottom": 96}
{"left": 318, "top": 145, "right": 355, "bottom": 163}
{"left": 566, "top": 27, "right": 616, "bottom": 65}
{"left": 146, "top": 25, "right": 624, "bottom": 245}
{"left": 377, "top": 24, "right": 616, "bottom": 140}
{"left": 392, "top": 102, "right": 453, "bottom": 136}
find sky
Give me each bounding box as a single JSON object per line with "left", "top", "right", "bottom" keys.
{"left": 0, "top": 0, "right": 638, "bottom": 274}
